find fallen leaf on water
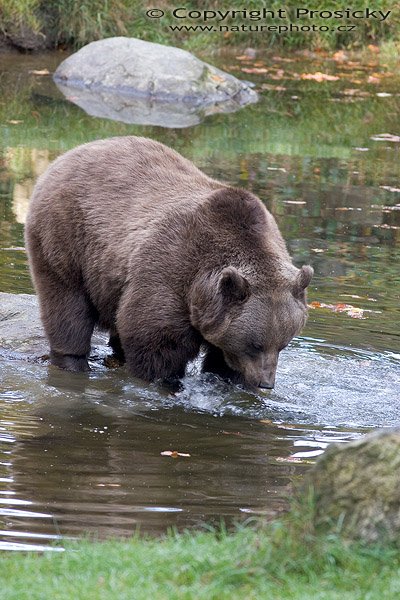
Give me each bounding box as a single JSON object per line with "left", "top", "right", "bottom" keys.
{"left": 332, "top": 50, "right": 348, "bottom": 62}
{"left": 272, "top": 56, "right": 296, "bottom": 63}
{"left": 0, "top": 247, "right": 26, "bottom": 251}
{"left": 309, "top": 301, "right": 321, "bottom": 308}
{"left": 342, "top": 88, "right": 371, "bottom": 97}
{"left": 282, "top": 200, "right": 306, "bottom": 205}
{"left": 308, "top": 301, "right": 381, "bottom": 319}
{"left": 375, "top": 224, "right": 400, "bottom": 230}
{"left": 161, "top": 450, "right": 191, "bottom": 458}
{"left": 371, "top": 133, "right": 400, "bottom": 142}
{"left": 96, "top": 483, "right": 121, "bottom": 487}
{"left": 335, "top": 207, "right": 362, "bottom": 211}
{"left": 341, "top": 294, "right": 374, "bottom": 301}
{"left": 347, "top": 307, "right": 365, "bottom": 318}
{"left": 380, "top": 186, "right": 400, "bottom": 193}
{"left": 29, "top": 69, "right": 50, "bottom": 76}
{"left": 260, "top": 83, "right": 287, "bottom": 91}
{"left": 241, "top": 66, "right": 269, "bottom": 74}
{"left": 6, "top": 120, "right": 23, "bottom": 125}
{"left": 300, "top": 72, "right": 339, "bottom": 82}
{"left": 269, "top": 69, "right": 285, "bottom": 80}
{"left": 259, "top": 419, "right": 273, "bottom": 425}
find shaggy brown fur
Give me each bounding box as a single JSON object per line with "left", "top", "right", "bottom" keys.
{"left": 25, "top": 136, "right": 313, "bottom": 389}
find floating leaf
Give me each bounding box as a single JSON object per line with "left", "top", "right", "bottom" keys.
{"left": 335, "top": 207, "right": 362, "bottom": 211}
{"left": 241, "top": 67, "right": 269, "bottom": 74}
{"left": 161, "top": 450, "right": 191, "bottom": 458}
{"left": 260, "top": 83, "right": 286, "bottom": 91}
{"left": 269, "top": 69, "right": 285, "bottom": 80}
{"left": 375, "top": 224, "right": 400, "bottom": 230}
{"left": 342, "top": 88, "right": 371, "bottom": 97}
{"left": 29, "top": 69, "right": 50, "bottom": 76}
{"left": 282, "top": 200, "right": 306, "bottom": 205}
{"left": 308, "top": 301, "right": 381, "bottom": 319}
{"left": 371, "top": 133, "right": 400, "bottom": 142}
{"left": 332, "top": 50, "right": 348, "bottom": 62}
{"left": 380, "top": 186, "right": 400, "bottom": 193}
{"left": 300, "top": 72, "right": 339, "bottom": 82}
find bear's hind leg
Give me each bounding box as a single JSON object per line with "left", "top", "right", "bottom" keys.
{"left": 34, "top": 269, "right": 96, "bottom": 372}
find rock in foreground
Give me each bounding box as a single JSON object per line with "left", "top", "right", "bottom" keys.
{"left": 306, "top": 428, "right": 400, "bottom": 543}
{"left": 53, "top": 37, "right": 258, "bottom": 127}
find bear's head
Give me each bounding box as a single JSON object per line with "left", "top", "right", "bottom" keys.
{"left": 189, "top": 264, "right": 313, "bottom": 390}
{"left": 188, "top": 188, "right": 313, "bottom": 390}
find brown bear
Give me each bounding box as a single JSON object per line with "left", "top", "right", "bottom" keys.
{"left": 25, "top": 136, "right": 313, "bottom": 390}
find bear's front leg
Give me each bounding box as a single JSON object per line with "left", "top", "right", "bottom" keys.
{"left": 50, "top": 351, "right": 91, "bottom": 372}
{"left": 202, "top": 343, "right": 242, "bottom": 383}
{"left": 120, "top": 331, "right": 197, "bottom": 383}
{"left": 116, "top": 284, "right": 202, "bottom": 384}
{"left": 108, "top": 330, "right": 126, "bottom": 363}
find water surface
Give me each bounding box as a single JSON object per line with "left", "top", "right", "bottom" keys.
{"left": 0, "top": 49, "right": 399, "bottom": 550}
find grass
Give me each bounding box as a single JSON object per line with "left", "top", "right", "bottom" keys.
{"left": 1, "top": 510, "right": 400, "bottom": 600}
{"left": 1, "top": 0, "right": 399, "bottom": 51}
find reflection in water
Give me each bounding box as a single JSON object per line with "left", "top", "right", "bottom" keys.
{"left": 0, "top": 51, "right": 399, "bottom": 550}
{"left": 1, "top": 355, "right": 368, "bottom": 550}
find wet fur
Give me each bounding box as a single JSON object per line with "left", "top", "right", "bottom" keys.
{"left": 25, "top": 136, "right": 311, "bottom": 385}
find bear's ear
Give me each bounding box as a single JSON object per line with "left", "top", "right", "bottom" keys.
{"left": 219, "top": 267, "right": 250, "bottom": 304}
{"left": 206, "top": 188, "right": 268, "bottom": 238}
{"left": 293, "top": 265, "right": 313, "bottom": 299}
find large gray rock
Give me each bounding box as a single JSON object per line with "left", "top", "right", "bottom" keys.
{"left": 305, "top": 428, "right": 400, "bottom": 543}
{"left": 53, "top": 37, "right": 258, "bottom": 128}
{"left": 0, "top": 293, "right": 106, "bottom": 359}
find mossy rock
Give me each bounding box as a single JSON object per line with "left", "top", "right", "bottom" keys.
{"left": 305, "top": 428, "right": 400, "bottom": 543}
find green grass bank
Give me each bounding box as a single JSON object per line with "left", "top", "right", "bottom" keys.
{"left": 1, "top": 516, "right": 400, "bottom": 600}
{"left": 1, "top": 0, "right": 399, "bottom": 52}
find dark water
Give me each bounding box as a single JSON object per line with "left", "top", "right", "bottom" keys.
{"left": 0, "top": 50, "right": 399, "bottom": 550}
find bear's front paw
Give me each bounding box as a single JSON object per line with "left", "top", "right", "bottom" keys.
{"left": 50, "top": 351, "right": 90, "bottom": 372}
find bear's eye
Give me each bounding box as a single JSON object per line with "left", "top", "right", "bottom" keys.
{"left": 247, "top": 342, "right": 263, "bottom": 355}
